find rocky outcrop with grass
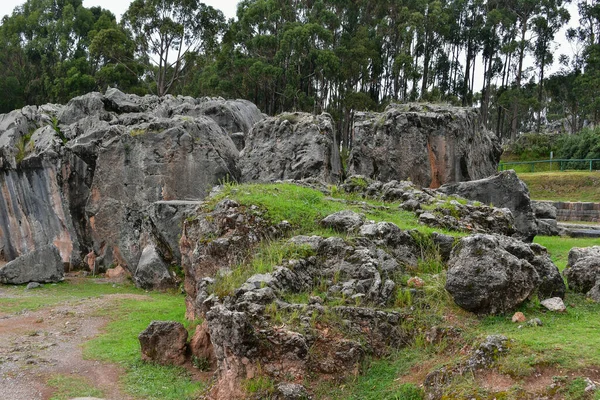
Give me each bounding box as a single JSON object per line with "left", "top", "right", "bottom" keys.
{"left": 348, "top": 103, "right": 501, "bottom": 188}
{"left": 177, "top": 180, "right": 569, "bottom": 399}
{"left": 0, "top": 89, "right": 255, "bottom": 286}
{"left": 239, "top": 112, "right": 342, "bottom": 183}
{"left": 438, "top": 170, "right": 539, "bottom": 241}
{"left": 564, "top": 246, "right": 600, "bottom": 301}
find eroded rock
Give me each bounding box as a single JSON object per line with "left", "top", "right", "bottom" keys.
{"left": 348, "top": 103, "right": 501, "bottom": 188}
{"left": 438, "top": 170, "right": 538, "bottom": 241}
{"left": 0, "top": 244, "right": 64, "bottom": 284}
{"left": 240, "top": 112, "right": 341, "bottom": 183}
{"left": 139, "top": 321, "right": 188, "bottom": 365}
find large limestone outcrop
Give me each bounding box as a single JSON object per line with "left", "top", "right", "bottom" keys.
{"left": 0, "top": 89, "right": 260, "bottom": 286}
{"left": 240, "top": 112, "right": 342, "bottom": 183}
{"left": 438, "top": 170, "right": 538, "bottom": 241}
{"left": 348, "top": 103, "right": 501, "bottom": 188}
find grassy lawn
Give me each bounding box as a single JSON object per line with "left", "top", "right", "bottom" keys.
{"left": 0, "top": 279, "right": 205, "bottom": 400}
{"left": 517, "top": 171, "right": 600, "bottom": 202}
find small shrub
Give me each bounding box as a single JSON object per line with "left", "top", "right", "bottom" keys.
{"left": 191, "top": 355, "right": 211, "bottom": 372}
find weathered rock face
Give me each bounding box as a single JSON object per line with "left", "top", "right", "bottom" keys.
{"left": 239, "top": 112, "right": 342, "bottom": 183}
{"left": 564, "top": 246, "right": 600, "bottom": 301}
{"left": 446, "top": 234, "right": 564, "bottom": 315}
{"left": 0, "top": 89, "right": 258, "bottom": 287}
{"left": 438, "top": 170, "right": 538, "bottom": 241}
{"left": 348, "top": 103, "right": 501, "bottom": 188}
{"left": 0, "top": 244, "right": 64, "bottom": 284}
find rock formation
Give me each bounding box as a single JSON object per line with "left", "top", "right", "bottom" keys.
{"left": 564, "top": 246, "right": 600, "bottom": 301}
{"left": 178, "top": 180, "right": 565, "bottom": 398}
{"left": 445, "top": 234, "right": 564, "bottom": 314}
{"left": 0, "top": 90, "right": 260, "bottom": 285}
{"left": 348, "top": 103, "right": 501, "bottom": 188}
{"left": 438, "top": 170, "right": 538, "bottom": 241}
{"left": 239, "top": 112, "right": 342, "bottom": 183}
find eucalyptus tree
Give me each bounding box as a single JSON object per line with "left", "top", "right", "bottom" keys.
{"left": 122, "top": 0, "right": 226, "bottom": 96}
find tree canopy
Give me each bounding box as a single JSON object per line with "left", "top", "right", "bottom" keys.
{"left": 2, "top": 0, "right": 600, "bottom": 145}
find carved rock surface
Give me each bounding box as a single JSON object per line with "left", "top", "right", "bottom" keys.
{"left": 348, "top": 103, "right": 501, "bottom": 188}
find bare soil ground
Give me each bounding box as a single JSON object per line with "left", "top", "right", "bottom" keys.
{"left": 0, "top": 286, "right": 149, "bottom": 400}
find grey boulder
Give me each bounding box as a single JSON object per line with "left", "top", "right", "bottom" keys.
{"left": 0, "top": 244, "right": 64, "bottom": 284}
{"left": 438, "top": 170, "right": 538, "bottom": 241}
{"left": 240, "top": 112, "right": 342, "bottom": 183}
{"left": 446, "top": 234, "right": 541, "bottom": 315}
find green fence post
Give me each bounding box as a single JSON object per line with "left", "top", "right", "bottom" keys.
{"left": 590, "top": 159, "right": 593, "bottom": 171}
{"left": 531, "top": 162, "right": 535, "bottom": 173}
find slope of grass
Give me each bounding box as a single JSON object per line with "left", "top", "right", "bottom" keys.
{"left": 518, "top": 171, "right": 600, "bottom": 202}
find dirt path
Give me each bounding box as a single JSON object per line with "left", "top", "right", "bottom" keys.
{"left": 0, "top": 290, "right": 149, "bottom": 400}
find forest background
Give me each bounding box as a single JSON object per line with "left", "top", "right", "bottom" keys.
{"left": 1, "top": 0, "right": 599, "bottom": 153}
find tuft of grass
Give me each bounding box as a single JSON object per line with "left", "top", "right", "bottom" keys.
{"left": 15, "top": 133, "right": 34, "bottom": 163}
{"left": 517, "top": 171, "right": 600, "bottom": 202}
{"left": 312, "top": 349, "right": 426, "bottom": 400}
{"left": 48, "top": 374, "right": 104, "bottom": 400}
{"left": 212, "top": 240, "right": 316, "bottom": 298}
{"left": 243, "top": 375, "right": 276, "bottom": 396}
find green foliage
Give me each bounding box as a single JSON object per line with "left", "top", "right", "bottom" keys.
{"left": 48, "top": 374, "right": 104, "bottom": 400}
{"left": 191, "top": 355, "right": 211, "bottom": 371}
{"left": 15, "top": 133, "right": 33, "bottom": 163}
{"left": 243, "top": 375, "right": 276, "bottom": 396}
{"left": 503, "top": 133, "right": 559, "bottom": 161}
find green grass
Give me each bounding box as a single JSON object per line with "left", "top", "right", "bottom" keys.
{"left": 313, "top": 350, "right": 426, "bottom": 400}
{"left": 210, "top": 183, "right": 424, "bottom": 233}
{"left": 83, "top": 294, "right": 204, "bottom": 400}
{"left": 479, "top": 293, "right": 600, "bottom": 370}
{"left": 0, "top": 280, "right": 142, "bottom": 314}
{"left": 48, "top": 374, "right": 104, "bottom": 400}
{"left": 534, "top": 236, "right": 600, "bottom": 271}
{"left": 517, "top": 171, "right": 600, "bottom": 202}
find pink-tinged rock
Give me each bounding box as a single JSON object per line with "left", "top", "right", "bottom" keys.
{"left": 105, "top": 265, "right": 128, "bottom": 279}
{"left": 511, "top": 312, "right": 526, "bottom": 323}
{"left": 407, "top": 276, "right": 425, "bottom": 288}
{"left": 189, "top": 321, "right": 216, "bottom": 368}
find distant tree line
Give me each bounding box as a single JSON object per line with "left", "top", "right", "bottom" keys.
{"left": 1, "top": 0, "right": 600, "bottom": 147}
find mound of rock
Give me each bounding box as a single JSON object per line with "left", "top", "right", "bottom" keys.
{"left": 438, "top": 170, "right": 538, "bottom": 241}
{"left": 239, "top": 112, "right": 342, "bottom": 183}
{"left": 564, "top": 246, "right": 600, "bottom": 301}
{"left": 446, "top": 234, "right": 565, "bottom": 314}
{"left": 0, "top": 89, "right": 257, "bottom": 286}
{"left": 348, "top": 103, "right": 501, "bottom": 188}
